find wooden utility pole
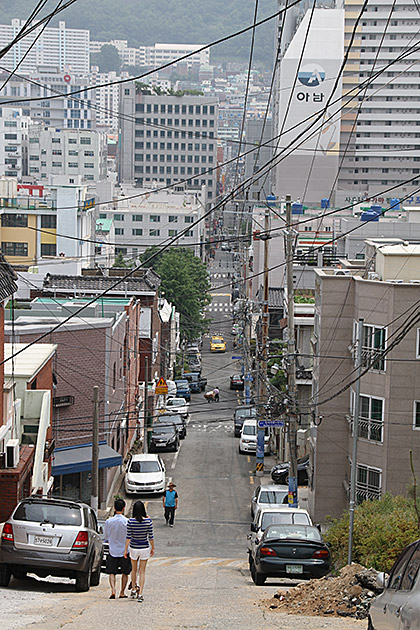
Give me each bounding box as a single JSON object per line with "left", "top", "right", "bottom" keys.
{"left": 285, "top": 194, "right": 298, "bottom": 507}
{"left": 91, "top": 386, "right": 99, "bottom": 512}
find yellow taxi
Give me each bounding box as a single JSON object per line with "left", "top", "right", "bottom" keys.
{"left": 210, "top": 335, "right": 226, "bottom": 353}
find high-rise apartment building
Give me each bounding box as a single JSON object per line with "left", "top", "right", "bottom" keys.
{"left": 0, "top": 20, "right": 90, "bottom": 74}
{"left": 0, "top": 108, "right": 31, "bottom": 179}
{"left": 90, "top": 40, "right": 210, "bottom": 68}
{"left": 119, "top": 84, "right": 218, "bottom": 202}
{"left": 336, "top": 0, "right": 420, "bottom": 205}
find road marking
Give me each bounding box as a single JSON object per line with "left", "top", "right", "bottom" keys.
{"left": 249, "top": 476, "right": 254, "bottom": 485}
{"left": 171, "top": 446, "right": 180, "bottom": 470}
{"left": 149, "top": 556, "right": 248, "bottom": 569}
{"left": 247, "top": 456, "right": 251, "bottom": 463}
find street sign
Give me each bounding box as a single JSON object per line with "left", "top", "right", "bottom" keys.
{"left": 232, "top": 356, "right": 243, "bottom": 360}
{"left": 258, "top": 419, "right": 285, "bottom": 428}
{"left": 155, "top": 376, "right": 168, "bottom": 395}
{"left": 244, "top": 374, "right": 253, "bottom": 381}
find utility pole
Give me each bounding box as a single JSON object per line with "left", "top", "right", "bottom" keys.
{"left": 348, "top": 318, "right": 364, "bottom": 564}
{"left": 256, "top": 202, "right": 270, "bottom": 477}
{"left": 143, "top": 356, "right": 149, "bottom": 454}
{"left": 285, "top": 193, "right": 298, "bottom": 508}
{"left": 91, "top": 386, "right": 99, "bottom": 512}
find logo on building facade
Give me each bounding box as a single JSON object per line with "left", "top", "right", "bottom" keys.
{"left": 298, "top": 64, "right": 326, "bottom": 88}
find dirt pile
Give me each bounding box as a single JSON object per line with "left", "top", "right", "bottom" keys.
{"left": 263, "top": 564, "right": 382, "bottom": 619}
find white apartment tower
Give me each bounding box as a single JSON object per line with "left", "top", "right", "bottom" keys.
{"left": 336, "top": 0, "right": 420, "bottom": 205}
{"left": 0, "top": 20, "right": 90, "bottom": 74}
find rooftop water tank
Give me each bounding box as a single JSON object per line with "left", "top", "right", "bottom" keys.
{"left": 321, "top": 198, "right": 330, "bottom": 209}
{"left": 390, "top": 198, "right": 400, "bottom": 210}
{"left": 292, "top": 202, "right": 304, "bottom": 215}
{"left": 266, "top": 194, "right": 276, "bottom": 207}
{"left": 361, "top": 210, "right": 380, "bottom": 222}
{"left": 371, "top": 204, "right": 382, "bottom": 214}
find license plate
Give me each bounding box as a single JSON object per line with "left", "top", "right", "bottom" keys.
{"left": 286, "top": 564, "right": 303, "bottom": 574}
{"left": 34, "top": 535, "right": 53, "bottom": 546}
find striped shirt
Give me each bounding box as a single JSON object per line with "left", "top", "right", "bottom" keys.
{"left": 126, "top": 517, "right": 154, "bottom": 549}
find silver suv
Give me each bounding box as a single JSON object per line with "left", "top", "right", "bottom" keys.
{"left": 0, "top": 496, "right": 103, "bottom": 592}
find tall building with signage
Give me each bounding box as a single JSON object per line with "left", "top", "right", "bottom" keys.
{"left": 0, "top": 20, "right": 90, "bottom": 74}
{"left": 119, "top": 84, "right": 218, "bottom": 202}
{"left": 273, "top": 7, "right": 344, "bottom": 204}
{"left": 336, "top": 0, "right": 420, "bottom": 205}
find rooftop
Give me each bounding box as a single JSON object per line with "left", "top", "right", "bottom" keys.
{"left": 4, "top": 343, "right": 56, "bottom": 379}
{"left": 43, "top": 267, "right": 161, "bottom": 296}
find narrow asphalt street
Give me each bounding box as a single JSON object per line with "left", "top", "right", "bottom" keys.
{"left": 0, "top": 255, "right": 366, "bottom": 630}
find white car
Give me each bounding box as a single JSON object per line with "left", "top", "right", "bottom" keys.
{"left": 239, "top": 419, "right": 270, "bottom": 454}
{"left": 124, "top": 454, "right": 165, "bottom": 495}
{"left": 250, "top": 483, "right": 289, "bottom": 519}
{"left": 247, "top": 506, "right": 313, "bottom": 552}
{"left": 163, "top": 397, "right": 189, "bottom": 419}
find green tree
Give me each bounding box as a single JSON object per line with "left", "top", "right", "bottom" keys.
{"left": 113, "top": 251, "right": 129, "bottom": 267}
{"left": 91, "top": 44, "right": 121, "bottom": 73}
{"left": 141, "top": 247, "right": 211, "bottom": 340}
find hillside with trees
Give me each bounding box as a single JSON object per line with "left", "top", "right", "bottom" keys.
{"left": 0, "top": 0, "right": 277, "bottom": 66}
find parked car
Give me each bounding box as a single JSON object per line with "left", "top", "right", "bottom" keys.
{"left": 233, "top": 405, "right": 257, "bottom": 437}
{"left": 231, "top": 323, "right": 241, "bottom": 336}
{"left": 184, "top": 372, "right": 207, "bottom": 392}
{"left": 247, "top": 506, "right": 313, "bottom": 554}
{"left": 97, "top": 519, "right": 108, "bottom": 570}
{"left": 230, "top": 374, "right": 244, "bottom": 391}
{"left": 250, "top": 484, "right": 289, "bottom": 519}
{"left": 210, "top": 335, "right": 226, "bottom": 352}
{"left": 271, "top": 454, "right": 310, "bottom": 485}
{"left": 149, "top": 423, "right": 180, "bottom": 452}
{"left": 239, "top": 419, "right": 270, "bottom": 455}
{"left": 248, "top": 524, "right": 331, "bottom": 585}
{"left": 156, "top": 412, "right": 186, "bottom": 439}
{"left": 0, "top": 497, "right": 103, "bottom": 592}
{"left": 124, "top": 453, "right": 166, "bottom": 494}
{"left": 368, "top": 539, "right": 420, "bottom": 630}
{"left": 174, "top": 379, "right": 191, "bottom": 402}
{"left": 164, "top": 396, "right": 189, "bottom": 419}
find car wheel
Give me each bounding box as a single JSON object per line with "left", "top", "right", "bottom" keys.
{"left": 250, "top": 563, "right": 266, "bottom": 585}
{"left": 239, "top": 446, "right": 243, "bottom": 454}
{"left": 0, "top": 564, "right": 11, "bottom": 587}
{"left": 12, "top": 570, "right": 27, "bottom": 580}
{"left": 90, "top": 563, "right": 101, "bottom": 587}
{"left": 248, "top": 554, "right": 253, "bottom": 568}
{"left": 367, "top": 616, "right": 375, "bottom": 630}
{"left": 75, "top": 564, "right": 92, "bottom": 592}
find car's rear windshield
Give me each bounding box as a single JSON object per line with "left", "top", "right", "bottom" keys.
{"left": 176, "top": 381, "right": 188, "bottom": 386}
{"left": 129, "top": 461, "right": 161, "bottom": 473}
{"left": 212, "top": 338, "right": 223, "bottom": 343}
{"left": 236, "top": 407, "right": 256, "bottom": 419}
{"left": 14, "top": 502, "right": 82, "bottom": 526}
{"left": 264, "top": 525, "right": 322, "bottom": 541}
{"left": 243, "top": 424, "right": 256, "bottom": 436}
{"left": 168, "top": 399, "right": 184, "bottom": 406}
{"left": 259, "top": 491, "right": 288, "bottom": 505}
{"left": 153, "top": 425, "right": 174, "bottom": 434}
{"left": 261, "top": 512, "right": 311, "bottom": 530}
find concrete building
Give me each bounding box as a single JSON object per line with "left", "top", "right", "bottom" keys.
{"left": 0, "top": 20, "right": 90, "bottom": 74}
{"left": 243, "top": 119, "right": 273, "bottom": 203}
{"left": 336, "top": 0, "right": 420, "bottom": 205}
{"left": 90, "top": 68, "right": 132, "bottom": 131}
{"left": 95, "top": 181, "right": 205, "bottom": 258}
{"left": 0, "top": 178, "right": 94, "bottom": 265}
{"left": 0, "top": 68, "right": 96, "bottom": 130}
{"left": 90, "top": 40, "right": 210, "bottom": 68}
{"left": 0, "top": 107, "right": 31, "bottom": 179}
{"left": 119, "top": 84, "right": 218, "bottom": 203}
{"left": 27, "top": 126, "right": 107, "bottom": 183}
{"left": 309, "top": 240, "right": 420, "bottom": 522}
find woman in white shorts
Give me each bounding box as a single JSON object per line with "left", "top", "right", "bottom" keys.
{"left": 124, "top": 501, "right": 155, "bottom": 602}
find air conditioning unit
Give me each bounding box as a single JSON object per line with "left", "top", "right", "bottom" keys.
{"left": 410, "top": 280, "right": 420, "bottom": 284}
{"left": 6, "top": 439, "right": 19, "bottom": 468}
{"left": 334, "top": 269, "right": 350, "bottom": 276}
{"left": 368, "top": 272, "right": 380, "bottom": 280}
{"left": 387, "top": 279, "right": 404, "bottom": 283}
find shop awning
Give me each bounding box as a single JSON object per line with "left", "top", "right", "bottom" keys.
{"left": 52, "top": 442, "right": 122, "bottom": 476}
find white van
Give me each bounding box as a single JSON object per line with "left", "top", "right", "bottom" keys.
{"left": 239, "top": 419, "right": 270, "bottom": 454}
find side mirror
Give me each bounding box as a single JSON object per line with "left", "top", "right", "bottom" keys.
{"left": 326, "top": 541, "right": 332, "bottom": 548}
{"left": 316, "top": 523, "right": 322, "bottom": 532}
{"left": 376, "top": 572, "right": 388, "bottom": 589}
{"left": 250, "top": 523, "right": 257, "bottom": 533}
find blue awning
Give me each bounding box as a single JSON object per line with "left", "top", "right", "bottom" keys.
{"left": 52, "top": 443, "right": 122, "bottom": 476}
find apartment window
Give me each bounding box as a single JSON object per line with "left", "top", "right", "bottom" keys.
{"left": 84, "top": 163, "right": 94, "bottom": 168}
{"left": 132, "top": 228, "right": 143, "bottom": 236}
{"left": 114, "top": 214, "right": 124, "bottom": 221}
{"left": 68, "top": 150, "right": 78, "bottom": 156}
{"left": 52, "top": 150, "right": 62, "bottom": 155}
{"left": 84, "top": 150, "right": 94, "bottom": 156}
{"left": 359, "top": 394, "right": 384, "bottom": 442}
{"left": 149, "top": 229, "right": 160, "bottom": 236}
{"left": 41, "top": 215, "right": 56, "bottom": 229}
{"left": 413, "top": 401, "right": 420, "bottom": 430}
{"left": 52, "top": 162, "right": 62, "bottom": 167}
{"left": 29, "top": 137, "right": 39, "bottom": 144}
{"left": 356, "top": 464, "right": 381, "bottom": 504}
{"left": 132, "top": 214, "right": 143, "bottom": 222}
{"left": 150, "top": 215, "right": 160, "bottom": 222}
{"left": 4, "top": 133, "right": 17, "bottom": 140}
{"left": 68, "top": 138, "right": 77, "bottom": 144}
{"left": 168, "top": 215, "right": 178, "bottom": 223}
{"left": 41, "top": 243, "right": 56, "bottom": 256}
{"left": 68, "top": 162, "right": 78, "bottom": 168}
{"left": 168, "top": 229, "right": 177, "bottom": 236}
{"left": 4, "top": 121, "right": 17, "bottom": 127}
{"left": 184, "top": 229, "right": 193, "bottom": 237}
{"left": 362, "top": 324, "right": 386, "bottom": 371}
{"left": 51, "top": 137, "right": 61, "bottom": 143}
{"left": 184, "top": 216, "right": 194, "bottom": 224}
{"left": 1, "top": 241, "right": 28, "bottom": 256}
{"left": 80, "top": 137, "right": 91, "bottom": 145}
{"left": 1, "top": 213, "right": 27, "bottom": 227}
{"left": 115, "top": 228, "right": 124, "bottom": 235}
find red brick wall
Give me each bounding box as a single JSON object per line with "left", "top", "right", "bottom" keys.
{"left": 0, "top": 304, "right": 4, "bottom": 427}
{"left": 0, "top": 446, "right": 34, "bottom": 521}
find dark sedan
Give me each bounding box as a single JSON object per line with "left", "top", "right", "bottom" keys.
{"left": 149, "top": 423, "right": 180, "bottom": 452}
{"left": 249, "top": 524, "right": 331, "bottom": 585}
{"left": 155, "top": 413, "right": 186, "bottom": 439}
{"left": 230, "top": 374, "right": 244, "bottom": 391}
{"left": 271, "top": 454, "right": 310, "bottom": 485}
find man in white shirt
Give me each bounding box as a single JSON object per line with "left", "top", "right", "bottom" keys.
{"left": 103, "top": 498, "right": 131, "bottom": 598}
